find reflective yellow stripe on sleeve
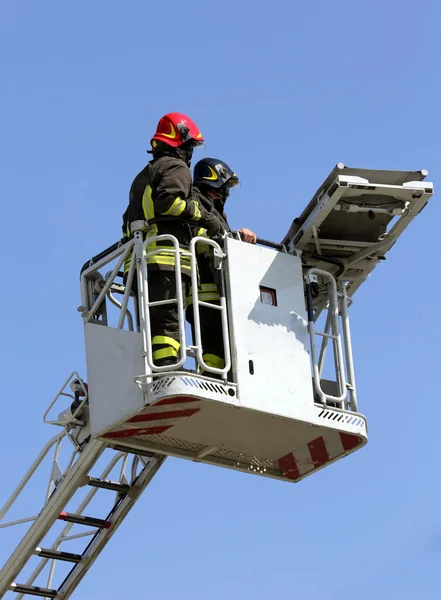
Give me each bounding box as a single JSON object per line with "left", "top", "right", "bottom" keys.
{"left": 142, "top": 185, "right": 154, "bottom": 221}
{"left": 194, "top": 203, "right": 202, "bottom": 220}
{"left": 163, "top": 197, "right": 186, "bottom": 216}
{"left": 188, "top": 200, "right": 202, "bottom": 221}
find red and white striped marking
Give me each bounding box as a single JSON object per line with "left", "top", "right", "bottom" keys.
{"left": 104, "top": 396, "right": 201, "bottom": 440}
{"left": 278, "top": 431, "right": 362, "bottom": 481}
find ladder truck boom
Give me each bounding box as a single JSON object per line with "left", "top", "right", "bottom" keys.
{"left": 0, "top": 163, "right": 434, "bottom": 599}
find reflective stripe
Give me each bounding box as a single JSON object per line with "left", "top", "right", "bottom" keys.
{"left": 126, "top": 254, "right": 192, "bottom": 273}
{"left": 142, "top": 185, "right": 154, "bottom": 222}
{"left": 203, "top": 354, "right": 225, "bottom": 369}
{"left": 125, "top": 184, "right": 193, "bottom": 274}
{"left": 163, "top": 197, "right": 186, "bottom": 216}
{"left": 194, "top": 203, "right": 202, "bottom": 220}
{"left": 187, "top": 293, "right": 220, "bottom": 305}
{"left": 186, "top": 283, "right": 220, "bottom": 305}
{"left": 153, "top": 347, "right": 178, "bottom": 361}
{"left": 188, "top": 200, "right": 202, "bottom": 221}
{"left": 194, "top": 228, "right": 209, "bottom": 254}
{"left": 144, "top": 244, "right": 191, "bottom": 258}
{"left": 142, "top": 184, "right": 159, "bottom": 254}
{"left": 147, "top": 254, "right": 191, "bottom": 266}
{"left": 144, "top": 243, "right": 191, "bottom": 270}
{"left": 196, "top": 283, "right": 218, "bottom": 292}
{"left": 152, "top": 336, "right": 180, "bottom": 351}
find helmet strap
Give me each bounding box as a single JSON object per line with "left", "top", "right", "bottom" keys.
{"left": 176, "top": 145, "right": 193, "bottom": 166}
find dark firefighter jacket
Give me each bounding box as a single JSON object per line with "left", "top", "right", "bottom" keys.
{"left": 186, "top": 185, "right": 231, "bottom": 305}
{"left": 122, "top": 156, "right": 221, "bottom": 276}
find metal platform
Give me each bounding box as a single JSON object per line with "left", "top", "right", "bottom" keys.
{"left": 1, "top": 161, "right": 433, "bottom": 600}
{"left": 282, "top": 163, "right": 434, "bottom": 297}
{"left": 99, "top": 373, "right": 367, "bottom": 483}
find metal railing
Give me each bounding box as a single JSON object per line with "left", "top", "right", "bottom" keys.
{"left": 79, "top": 229, "right": 232, "bottom": 381}
{"left": 305, "top": 268, "right": 358, "bottom": 411}
{"left": 189, "top": 237, "right": 231, "bottom": 377}
{"left": 138, "top": 233, "right": 188, "bottom": 373}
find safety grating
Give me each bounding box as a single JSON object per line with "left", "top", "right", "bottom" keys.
{"left": 150, "top": 377, "right": 177, "bottom": 394}
{"left": 180, "top": 376, "right": 233, "bottom": 395}
{"left": 317, "top": 409, "right": 366, "bottom": 429}
{"left": 147, "top": 374, "right": 236, "bottom": 401}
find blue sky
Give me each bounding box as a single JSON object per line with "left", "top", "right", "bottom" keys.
{"left": 1, "top": 0, "right": 441, "bottom": 598}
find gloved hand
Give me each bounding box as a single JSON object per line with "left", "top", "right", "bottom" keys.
{"left": 204, "top": 213, "right": 225, "bottom": 238}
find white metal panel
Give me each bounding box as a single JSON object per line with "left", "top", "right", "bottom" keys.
{"left": 225, "top": 238, "right": 314, "bottom": 419}
{"left": 84, "top": 324, "right": 145, "bottom": 436}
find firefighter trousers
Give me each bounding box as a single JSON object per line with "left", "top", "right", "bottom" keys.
{"left": 148, "top": 271, "right": 191, "bottom": 366}
{"left": 186, "top": 283, "right": 226, "bottom": 373}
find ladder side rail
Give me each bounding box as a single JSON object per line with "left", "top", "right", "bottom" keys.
{"left": 44, "top": 436, "right": 64, "bottom": 504}
{"left": 0, "top": 440, "right": 105, "bottom": 597}
{"left": 338, "top": 281, "right": 358, "bottom": 412}
{"left": 140, "top": 233, "right": 187, "bottom": 373}
{"left": 189, "top": 237, "right": 231, "bottom": 378}
{"left": 13, "top": 451, "right": 128, "bottom": 600}
{"left": 0, "top": 433, "right": 65, "bottom": 525}
{"left": 57, "top": 455, "right": 166, "bottom": 600}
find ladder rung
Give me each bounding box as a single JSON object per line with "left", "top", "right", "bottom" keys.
{"left": 87, "top": 477, "right": 130, "bottom": 493}
{"left": 10, "top": 583, "right": 58, "bottom": 598}
{"left": 315, "top": 331, "right": 338, "bottom": 340}
{"left": 35, "top": 547, "right": 82, "bottom": 563}
{"left": 58, "top": 512, "right": 111, "bottom": 529}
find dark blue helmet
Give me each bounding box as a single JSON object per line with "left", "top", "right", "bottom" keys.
{"left": 193, "top": 158, "right": 239, "bottom": 189}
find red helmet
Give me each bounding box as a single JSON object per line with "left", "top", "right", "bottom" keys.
{"left": 151, "top": 112, "right": 204, "bottom": 148}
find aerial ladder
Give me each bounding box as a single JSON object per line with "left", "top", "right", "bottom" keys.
{"left": 0, "top": 164, "right": 434, "bottom": 599}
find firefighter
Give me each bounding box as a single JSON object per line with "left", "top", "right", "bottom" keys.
{"left": 122, "top": 113, "right": 224, "bottom": 367}
{"left": 187, "top": 157, "right": 256, "bottom": 375}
